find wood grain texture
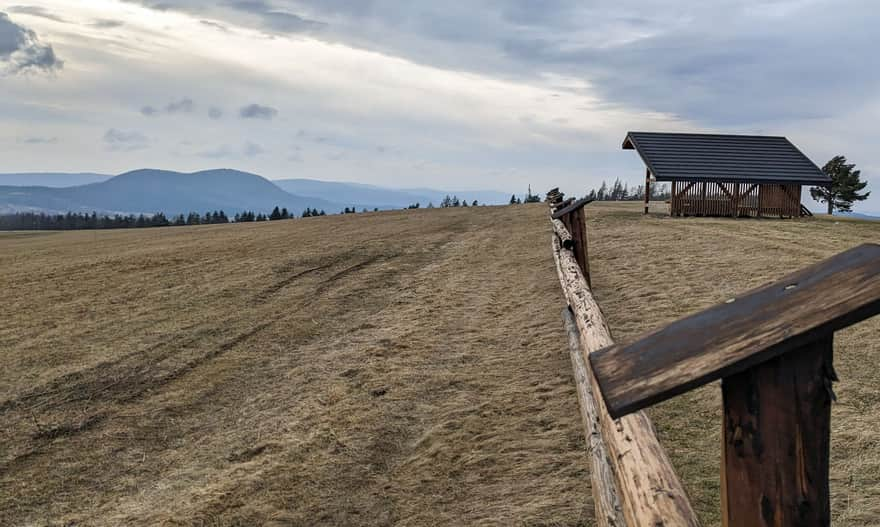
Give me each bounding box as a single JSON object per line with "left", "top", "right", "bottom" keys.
{"left": 591, "top": 243, "right": 880, "bottom": 419}
{"left": 552, "top": 234, "right": 700, "bottom": 527}
{"left": 551, "top": 197, "right": 594, "bottom": 220}
{"left": 562, "top": 308, "right": 625, "bottom": 527}
{"left": 721, "top": 337, "right": 834, "bottom": 526}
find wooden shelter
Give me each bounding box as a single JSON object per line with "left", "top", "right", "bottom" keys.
{"left": 623, "top": 132, "right": 831, "bottom": 217}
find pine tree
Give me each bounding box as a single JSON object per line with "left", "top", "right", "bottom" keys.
{"left": 597, "top": 181, "right": 608, "bottom": 201}
{"left": 509, "top": 194, "right": 517, "bottom": 205}
{"left": 811, "top": 155, "right": 870, "bottom": 214}
{"left": 472, "top": 200, "right": 478, "bottom": 206}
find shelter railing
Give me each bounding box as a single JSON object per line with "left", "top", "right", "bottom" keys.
{"left": 545, "top": 188, "right": 880, "bottom": 527}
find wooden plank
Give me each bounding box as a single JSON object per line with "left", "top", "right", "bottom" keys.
{"left": 551, "top": 197, "right": 594, "bottom": 220}
{"left": 757, "top": 184, "right": 764, "bottom": 218}
{"left": 733, "top": 182, "right": 740, "bottom": 217}
{"left": 644, "top": 168, "right": 650, "bottom": 215}
{"left": 590, "top": 243, "right": 880, "bottom": 418}
{"left": 671, "top": 180, "right": 678, "bottom": 216}
{"left": 562, "top": 307, "right": 626, "bottom": 527}
{"left": 721, "top": 336, "right": 833, "bottom": 526}
{"left": 551, "top": 235, "right": 700, "bottom": 527}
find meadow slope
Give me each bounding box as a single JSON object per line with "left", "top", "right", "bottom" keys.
{"left": 587, "top": 202, "right": 880, "bottom": 526}
{"left": 2, "top": 202, "right": 878, "bottom": 526}
{"left": 0, "top": 205, "right": 590, "bottom": 526}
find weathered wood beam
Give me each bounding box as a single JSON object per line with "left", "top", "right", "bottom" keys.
{"left": 551, "top": 197, "right": 594, "bottom": 220}
{"left": 552, "top": 235, "right": 700, "bottom": 527}
{"left": 721, "top": 336, "right": 834, "bottom": 526}
{"left": 590, "top": 243, "right": 880, "bottom": 419}
{"left": 644, "top": 168, "right": 651, "bottom": 215}
{"left": 562, "top": 307, "right": 626, "bottom": 527}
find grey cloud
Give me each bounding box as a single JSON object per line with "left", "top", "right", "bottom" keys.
{"left": 90, "top": 19, "right": 125, "bottom": 29}
{"left": 198, "top": 144, "right": 234, "bottom": 158}
{"left": 198, "top": 142, "right": 264, "bottom": 158}
{"left": 0, "top": 12, "right": 63, "bottom": 74}
{"left": 141, "top": 98, "right": 197, "bottom": 116}
{"left": 199, "top": 19, "right": 228, "bottom": 31}
{"left": 208, "top": 106, "right": 223, "bottom": 119}
{"left": 6, "top": 6, "right": 67, "bottom": 23}
{"left": 261, "top": 10, "right": 326, "bottom": 33}
{"left": 239, "top": 103, "right": 277, "bottom": 120}
{"left": 94, "top": 0, "right": 880, "bottom": 131}
{"left": 227, "top": 0, "right": 327, "bottom": 33}
{"left": 166, "top": 97, "right": 195, "bottom": 113}
{"left": 243, "top": 141, "right": 264, "bottom": 157}
{"left": 104, "top": 128, "right": 149, "bottom": 151}
{"left": 18, "top": 136, "right": 58, "bottom": 144}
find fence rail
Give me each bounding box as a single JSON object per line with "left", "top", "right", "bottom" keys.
{"left": 547, "top": 190, "right": 699, "bottom": 527}
{"left": 546, "top": 189, "right": 880, "bottom": 527}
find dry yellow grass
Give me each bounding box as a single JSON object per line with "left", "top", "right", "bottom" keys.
{"left": 2, "top": 202, "right": 878, "bottom": 526}
{"left": 587, "top": 201, "right": 880, "bottom": 526}
{"left": 0, "top": 205, "right": 590, "bottom": 526}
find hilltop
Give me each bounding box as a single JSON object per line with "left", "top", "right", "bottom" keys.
{"left": 1, "top": 202, "right": 877, "bottom": 525}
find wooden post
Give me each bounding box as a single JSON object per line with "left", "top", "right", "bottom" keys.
{"left": 733, "top": 183, "right": 741, "bottom": 217}
{"left": 757, "top": 184, "right": 764, "bottom": 218}
{"left": 721, "top": 335, "right": 833, "bottom": 526}
{"left": 551, "top": 198, "right": 593, "bottom": 288}
{"left": 671, "top": 180, "right": 678, "bottom": 216}
{"left": 644, "top": 168, "right": 651, "bottom": 214}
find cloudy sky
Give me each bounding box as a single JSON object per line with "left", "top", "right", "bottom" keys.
{"left": 1, "top": 0, "right": 877, "bottom": 211}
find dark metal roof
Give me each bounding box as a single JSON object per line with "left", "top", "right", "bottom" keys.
{"left": 623, "top": 132, "right": 830, "bottom": 186}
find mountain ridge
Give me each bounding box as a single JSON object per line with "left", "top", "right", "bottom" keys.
{"left": 0, "top": 170, "right": 512, "bottom": 215}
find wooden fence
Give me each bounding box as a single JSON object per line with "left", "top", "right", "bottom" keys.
{"left": 546, "top": 188, "right": 880, "bottom": 527}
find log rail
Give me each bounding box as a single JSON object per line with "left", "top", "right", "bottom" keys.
{"left": 547, "top": 190, "right": 700, "bottom": 527}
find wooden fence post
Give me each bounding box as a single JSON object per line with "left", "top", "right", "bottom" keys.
{"left": 550, "top": 197, "right": 593, "bottom": 287}
{"left": 721, "top": 336, "right": 833, "bottom": 526}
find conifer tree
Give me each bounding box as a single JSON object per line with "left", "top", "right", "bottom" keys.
{"left": 811, "top": 155, "right": 870, "bottom": 214}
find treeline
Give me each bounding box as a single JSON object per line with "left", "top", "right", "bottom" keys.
{"left": 404, "top": 195, "right": 483, "bottom": 209}
{"left": 584, "top": 179, "right": 671, "bottom": 201}
{"left": 0, "top": 205, "right": 327, "bottom": 231}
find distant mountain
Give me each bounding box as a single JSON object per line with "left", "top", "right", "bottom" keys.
{"left": 0, "top": 173, "right": 112, "bottom": 187}
{"left": 0, "top": 169, "right": 337, "bottom": 216}
{"left": 842, "top": 212, "right": 880, "bottom": 221}
{"left": 274, "top": 178, "right": 511, "bottom": 208}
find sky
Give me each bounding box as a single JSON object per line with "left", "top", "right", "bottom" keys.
{"left": 0, "top": 0, "right": 878, "bottom": 212}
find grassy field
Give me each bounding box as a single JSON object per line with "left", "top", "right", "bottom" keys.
{"left": 587, "top": 202, "right": 880, "bottom": 526}
{"left": 1, "top": 202, "right": 878, "bottom": 526}
{"left": 0, "top": 205, "right": 590, "bottom": 526}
